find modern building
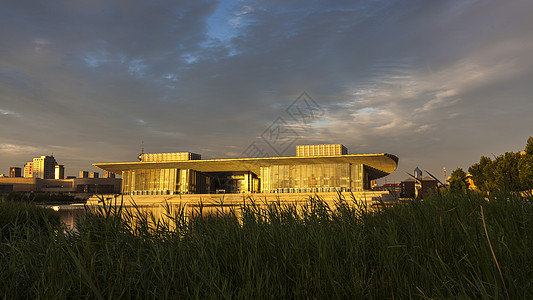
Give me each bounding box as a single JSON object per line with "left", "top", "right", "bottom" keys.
{"left": 21, "top": 156, "right": 61, "bottom": 179}
{"left": 24, "top": 162, "right": 33, "bottom": 178}
{"left": 32, "top": 156, "right": 58, "bottom": 179}
{"left": 9, "top": 167, "right": 22, "bottom": 178}
{"left": 94, "top": 144, "right": 398, "bottom": 196}
{"left": 55, "top": 165, "right": 65, "bottom": 179}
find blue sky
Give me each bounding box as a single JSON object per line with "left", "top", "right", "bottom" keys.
{"left": 1, "top": 0, "right": 533, "bottom": 182}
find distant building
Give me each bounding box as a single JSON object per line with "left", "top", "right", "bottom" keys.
{"left": 0, "top": 177, "right": 121, "bottom": 195}
{"left": 103, "top": 171, "right": 116, "bottom": 179}
{"left": 401, "top": 176, "right": 438, "bottom": 198}
{"left": 79, "top": 171, "right": 89, "bottom": 178}
{"left": 55, "top": 165, "right": 65, "bottom": 179}
{"left": 90, "top": 172, "right": 99, "bottom": 178}
{"left": 32, "top": 156, "right": 58, "bottom": 179}
{"left": 9, "top": 167, "right": 21, "bottom": 178}
{"left": 380, "top": 183, "right": 401, "bottom": 193}
{"left": 465, "top": 174, "right": 476, "bottom": 190}
{"left": 24, "top": 162, "right": 33, "bottom": 178}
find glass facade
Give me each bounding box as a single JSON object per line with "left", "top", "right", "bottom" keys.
{"left": 122, "top": 168, "right": 209, "bottom": 195}
{"left": 260, "top": 163, "right": 366, "bottom": 193}
{"left": 120, "top": 164, "right": 368, "bottom": 195}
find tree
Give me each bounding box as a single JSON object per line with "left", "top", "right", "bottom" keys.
{"left": 467, "top": 136, "right": 533, "bottom": 193}
{"left": 525, "top": 136, "right": 533, "bottom": 155}
{"left": 469, "top": 156, "right": 493, "bottom": 192}
{"left": 448, "top": 168, "right": 468, "bottom": 193}
{"left": 493, "top": 152, "right": 522, "bottom": 191}
{"left": 519, "top": 136, "right": 533, "bottom": 190}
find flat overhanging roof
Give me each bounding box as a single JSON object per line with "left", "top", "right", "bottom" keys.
{"left": 94, "top": 153, "right": 398, "bottom": 180}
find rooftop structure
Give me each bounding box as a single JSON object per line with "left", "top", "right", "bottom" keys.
{"left": 296, "top": 144, "right": 347, "bottom": 157}
{"left": 139, "top": 152, "right": 201, "bottom": 162}
{"left": 94, "top": 144, "right": 398, "bottom": 196}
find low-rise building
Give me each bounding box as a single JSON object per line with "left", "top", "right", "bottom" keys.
{"left": 94, "top": 144, "right": 398, "bottom": 196}
{"left": 0, "top": 177, "right": 122, "bottom": 197}
{"left": 401, "top": 176, "right": 438, "bottom": 198}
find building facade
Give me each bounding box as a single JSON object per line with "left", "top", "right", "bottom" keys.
{"left": 103, "top": 171, "right": 116, "bottom": 178}
{"left": 0, "top": 177, "right": 121, "bottom": 195}
{"left": 32, "top": 156, "right": 58, "bottom": 179}
{"left": 95, "top": 144, "right": 398, "bottom": 196}
{"left": 9, "top": 167, "right": 22, "bottom": 178}
{"left": 55, "top": 165, "right": 65, "bottom": 179}
{"left": 24, "top": 162, "right": 33, "bottom": 178}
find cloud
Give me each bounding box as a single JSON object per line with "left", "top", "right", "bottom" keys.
{"left": 1, "top": 0, "right": 533, "bottom": 180}
{"left": 0, "top": 144, "right": 39, "bottom": 154}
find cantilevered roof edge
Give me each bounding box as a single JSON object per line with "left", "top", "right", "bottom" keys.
{"left": 93, "top": 153, "right": 399, "bottom": 178}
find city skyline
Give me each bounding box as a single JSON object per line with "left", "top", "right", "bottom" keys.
{"left": 1, "top": 0, "right": 533, "bottom": 182}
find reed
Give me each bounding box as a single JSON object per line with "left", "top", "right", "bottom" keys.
{"left": 0, "top": 190, "right": 532, "bottom": 299}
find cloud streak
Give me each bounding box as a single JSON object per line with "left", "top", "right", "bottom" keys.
{"left": 1, "top": 0, "right": 532, "bottom": 181}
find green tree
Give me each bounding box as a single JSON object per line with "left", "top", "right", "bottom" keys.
{"left": 519, "top": 136, "right": 533, "bottom": 190}
{"left": 468, "top": 156, "right": 493, "bottom": 192}
{"left": 448, "top": 168, "right": 469, "bottom": 193}
{"left": 468, "top": 136, "right": 533, "bottom": 193}
{"left": 493, "top": 152, "right": 522, "bottom": 191}
{"left": 525, "top": 136, "right": 533, "bottom": 155}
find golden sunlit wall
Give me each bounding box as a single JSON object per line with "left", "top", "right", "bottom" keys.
{"left": 260, "top": 163, "right": 365, "bottom": 193}
{"left": 296, "top": 144, "right": 348, "bottom": 157}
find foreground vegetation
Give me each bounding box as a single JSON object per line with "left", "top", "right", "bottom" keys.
{"left": 1, "top": 191, "right": 532, "bottom": 299}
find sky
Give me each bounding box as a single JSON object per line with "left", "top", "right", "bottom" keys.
{"left": 1, "top": 0, "right": 533, "bottom": 182}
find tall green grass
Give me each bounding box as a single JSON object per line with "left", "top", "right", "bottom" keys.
{"left": 0, "top": 191, "right": 532, "bottom": 299}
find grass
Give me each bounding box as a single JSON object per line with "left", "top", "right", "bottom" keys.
{"left": 0, "top": 191, "right": 532, "bottom": 299}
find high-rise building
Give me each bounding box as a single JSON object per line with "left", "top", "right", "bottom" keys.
{"left": 9, "top": 167, "right": 21, "bottom": 178}
{"left": 32, "top": 156, "right": 58, "bottom": 179}
{"left": 55, "top": 165, "right": 65, "bottom": 179}
{"left": 24, "top": 162, "right": 33, "bottom": 178}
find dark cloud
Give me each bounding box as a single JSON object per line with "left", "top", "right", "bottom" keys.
{"left": 1, "top": 0, "right": 532, "bottom": 181}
